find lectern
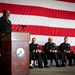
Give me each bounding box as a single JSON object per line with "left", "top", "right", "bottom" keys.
{"left": 1, "top": 32, "right": 30, "bottom": 75}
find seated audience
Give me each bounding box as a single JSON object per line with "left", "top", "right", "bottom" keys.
{"left": 29, "top": 37, "right": 43, "bottom": 68}
{"left": 59, "top": 37, "right": 74, "bottom": 67}
{"left": 44, "top": 37, "right": 60, "bottom": 67}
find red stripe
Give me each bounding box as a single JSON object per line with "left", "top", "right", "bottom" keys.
{"left": 0, "top": 3, "right": 75, "bottom": 20}
{"left": 58, "top": 0, "right": 75, "bottom": 3}
{"left": 40, "top": 45, "right": 75, "bottom": 54}
{"left": 12, "top": 24, "right": 75, "bottom": 37}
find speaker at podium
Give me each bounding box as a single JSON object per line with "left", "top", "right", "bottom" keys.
{"left": 1, "top": 32, "right": 30, "bottom": 75}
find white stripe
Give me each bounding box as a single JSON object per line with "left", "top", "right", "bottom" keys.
{"left": 0, "top": 13, "right": 75, "bottom": 29}
{"left": 0, "top": 0, "right": 75, "bottom": 11}
{"left": 30, "top": 35, "right": 75, "bottom": 46}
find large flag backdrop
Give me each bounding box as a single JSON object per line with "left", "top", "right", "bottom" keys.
{"left": 0, "top": 0, "right": 75, "bottom": 53}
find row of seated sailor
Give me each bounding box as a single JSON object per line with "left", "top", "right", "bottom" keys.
{"left": 29, "top": 37, "right": 75, "bottom": 69}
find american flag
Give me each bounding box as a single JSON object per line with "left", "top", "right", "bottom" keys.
{"left": 0, "top": 0, "right": 75, "bottom": 53}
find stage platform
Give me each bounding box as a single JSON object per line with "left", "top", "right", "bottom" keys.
{"left": 30, "top": 66, "right": 75, "bottom": 75}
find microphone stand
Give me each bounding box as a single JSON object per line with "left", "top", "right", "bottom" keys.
{"left": 19, "top": 24, "right": 27, "bottom": 32}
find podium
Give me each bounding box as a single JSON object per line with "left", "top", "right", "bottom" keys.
{"left": 1, "top": 32, "right": 30, "bottom": 75}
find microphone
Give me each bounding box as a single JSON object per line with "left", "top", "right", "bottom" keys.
{"left": 19, "top": 24, "right": 27, "bottom": 31}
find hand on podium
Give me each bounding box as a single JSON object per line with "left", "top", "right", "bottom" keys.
{"left": 1, "top": 33, "right": 6, "bottom": 36}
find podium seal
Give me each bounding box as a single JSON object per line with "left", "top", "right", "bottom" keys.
{"left": 16, "top": 47, "right": 25, "bottom": 58}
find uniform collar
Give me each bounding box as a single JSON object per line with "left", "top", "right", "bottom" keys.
{"left": 48, "top": 42, "right": 53, "bottom": 44}
{"left": 64, "top": 42, "right": 68, "bottom": 44}
{"left": 32, "top": 43, "right": 36, "bottom": 44}
{"left": 2, "top": 16, "right": 8, "bottom": 20}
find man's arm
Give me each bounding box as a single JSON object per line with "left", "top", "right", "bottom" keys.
{"left": 36, "top": 44, "right": 40, "bottom": 50}
{"left": 29, "top": 44, "right": 33, "bottom": 52}
{"left": 0, "top": 20, "right": 1, "bottom": 35}
{"left": 59, "top": 43, "right": 64, "bottom": 52}
{"left": 53, "top": 43, "right": 57, "bottom": 50}
{"left": 0, "top": 20, "right": 6, "bottom": 36}
{"left": 45, "top": 43, "right": 49, "bottom": 52}
{"left": 68, "top": 43, "right": 71, "bottom": 50}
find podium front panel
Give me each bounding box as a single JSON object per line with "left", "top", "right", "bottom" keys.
{"left": 1, "top": 32, "right": 30, "bottom": 75}
{"left": 12, "top": 41, "right": 29, "bottom": 75}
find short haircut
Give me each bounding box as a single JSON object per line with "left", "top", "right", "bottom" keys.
{"left": 32, "top": 37, "right": 36, "bottom": 40}
{"left": 64, "top": 36, "right": 68, "bottom": 39}
{"left": 3, "top": 9, "right": 8, "bottom": 14}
